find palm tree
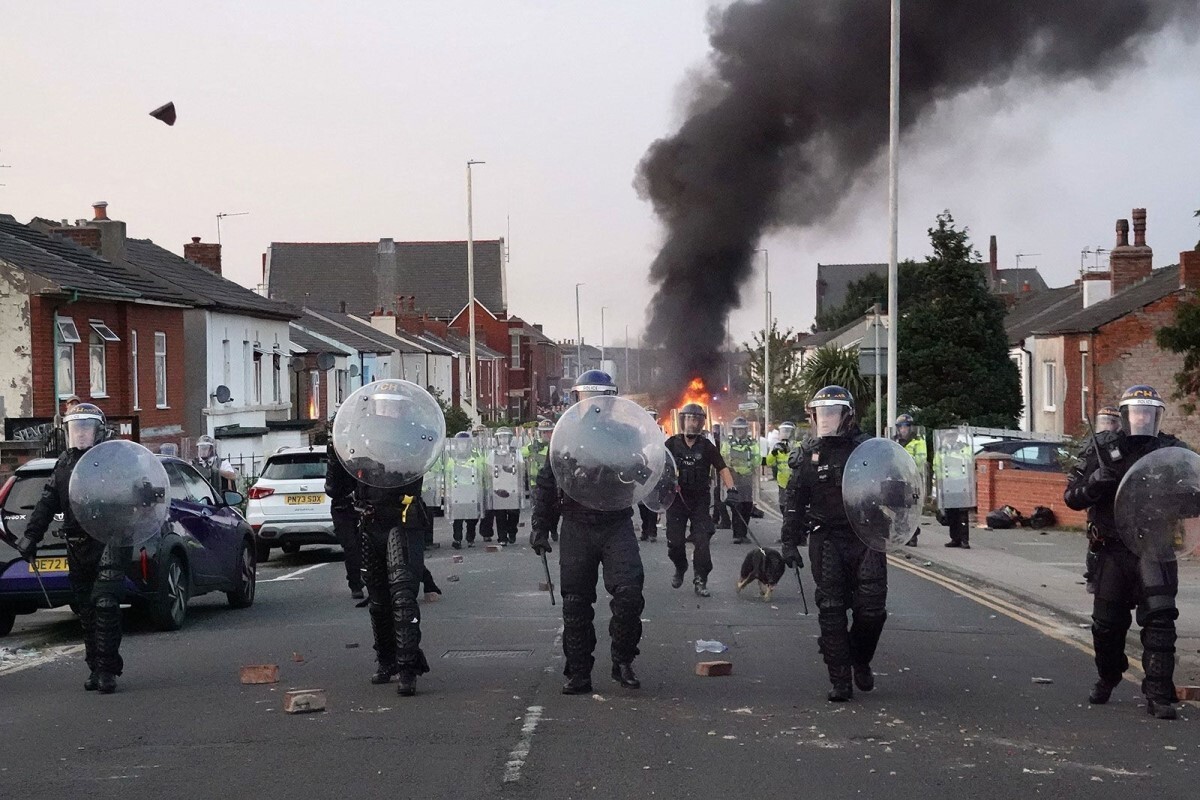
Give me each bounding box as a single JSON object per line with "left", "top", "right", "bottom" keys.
{"left": 799, "top": 344, "right": 870, "bottom": 413}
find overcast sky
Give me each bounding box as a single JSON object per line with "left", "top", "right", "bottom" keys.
{"left": 3, "top": 1, "right": 1198, "bottom": 350}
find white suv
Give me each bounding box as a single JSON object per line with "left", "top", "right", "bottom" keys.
{"left": 246, "top": 446, "right": 334, "bottom": 562}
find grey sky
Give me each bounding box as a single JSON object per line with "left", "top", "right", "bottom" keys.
{"left": 3, "top": 2, "right": 1198, "bottom": 351}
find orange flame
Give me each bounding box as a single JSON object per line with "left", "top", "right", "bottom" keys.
{"left": 661, "top": 377, "right": 711, "bottom": 435}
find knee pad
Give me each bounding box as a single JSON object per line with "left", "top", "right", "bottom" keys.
{"left": 610, "top": 585, "right": 645, "bottom": 617}
{"left": 562, "top": 593, "right": 595, "bottom": 625}
{"left": 94, "top": 594, "right": 120, "bottom": 612}
{"left": 1142, "top": 619, "right": 1176, "bottom": 654}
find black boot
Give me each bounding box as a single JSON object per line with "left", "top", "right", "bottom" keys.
{"left": 611, "top": 662, "right": 640, "bottom": 689}
{"left": 1088, "top": 677, "right": 1121, "bottom": 704}
{"left": 97, "top": 673, "right": 117, "bottom": 694}
{"left": 397, "top": 671, "right": 417, "bottom": 697}
{"left": 562, "top": 674, "right": 593, "bottom": 695}
{"left": 693, "top": 578, "right": 710, "bottom": 597}
{"left": 671, "top": 569, "right": 685, "bottom": 589}
{"left": 1146, "top": 697, "right": 1177, "bottom": 720}
{"left": 828, "top": 666, "right": 853, "bottom": 702}
{"left": 853, "top": 663, "right": 875, "bottom": 692}
{"left": 370, "top": 665, "right": 397, "bottom": 685}
{"left": 84, "top": 672, "right": 100, "bottom": 692}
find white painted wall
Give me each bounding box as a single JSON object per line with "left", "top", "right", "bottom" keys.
{"left": 201, "top": 310, "right": 293, "bottom": 435}
{"left": 1030, "top": 334, "right": 1066, "bottom": 436}
{"left": 0, "top": 264, "right": 34, "bottom": 428}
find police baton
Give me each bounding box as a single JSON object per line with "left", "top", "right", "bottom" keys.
{"left": 540, "top": 552, "right": 556, "bottom": 606}
{"left": 28, "top": 559, "right": 53, "bottom": 610}
{"left": 793, "top": 565, "right": 809, "bottom": 616}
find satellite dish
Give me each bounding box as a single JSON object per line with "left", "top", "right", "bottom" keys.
{"left": 348, "top": 364, "right": 360, "bottom": 377}
{"left": 214, "top": 385, "right": 232, "bottom": 404}
{"left": 289, "top": 356, "right": 307, "bottom": 374}
{"left": 316, "top": 352, "right": 336, "bottom": 371}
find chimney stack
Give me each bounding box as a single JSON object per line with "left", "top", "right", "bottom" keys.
{"left": 1181, "top": 249, "right": 1200, "bottom": 292}
{"left": 85, "top": 201, "right": 126, "bottom": 265}
{"left": 92, "top": 201, "right": 109, "bottom": 221}
{"left": 988, "top": 235, "right": 998, "bottom": 286}
{"left": 184, "top": 236, "right": 223, "bottom": 276}
{"left": 1109, "top": 209, "right": 1153, "bottom": 294}
{"left": 376, "top": 238, "right": 397, "bottom": 313}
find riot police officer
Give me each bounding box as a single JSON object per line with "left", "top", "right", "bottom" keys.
{"left": 530, "top": 370, "right": 645, "bottom": 694}
{"left": 665, "top": 403, "right": 736, "bottom": 597}
{"left": 710, "top": 423, "right": 733, "bottom": 530}
{"left": 523, "top": 419, "right": 558, "bottom": 541}
{"left": 194, "top": 434, "right": 237, "bottom": 493}
{"left": 486, "top": 427, "right": 524, "bottom": 545}
{"left": 445, "top": 431, "right": 484, "bottom": 548}
{"left": 720, "top": 416, "right": 759, "bottom": 544}
{"left": 326, "top": 388, "right": 435, "bottom": 697}
{"left": 765, "top": 421, "right": 797, "bottom": 489}
{"left": 14, "top": 404, "right": 128, "bottom": 694}
{"left": 327, "top": 429, "right": 365, "bottom": 600}
{"left": 781, "top": 386, "right": 885, "bottom": 702}
{"left": 893, "top": 414, "right": 927, "bottom": 547}
{"left": 638, "top": 407, "right": 662, "bottom": 542}
{"left": 1065, "top": 385, "right": 1186, "bottom": 720}
{"left": 1083, "top": 406, "right": 1122, "bottom": 592}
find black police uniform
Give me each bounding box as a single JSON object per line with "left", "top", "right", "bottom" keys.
{"left": 637, "top": 503, "right": 658, "bottom": 541}
{"left": 326, "top": 454, "right": 431, "bottom": 687}
{"left": 21, "top": 449, "right": 129, "bottom": 689}
{"left": 782, "top": 427, "right": 887, "bottom": 696}
{"left": 664, "top": 434, "right": 727, "bottom": 584}
{"left": 531, "top": 461, "right": 645, "bottom": 686}
{"left": 1064, "top": 429, "right": 1185, "bottom": 711}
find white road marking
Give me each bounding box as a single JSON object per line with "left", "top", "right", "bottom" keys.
{"left": 502, "top": 704, "right": 544, "bottom": 783}
{"left": 0, "top": 644, "right": 85, "bottom": 677}
{"left": 258, "top": 563, "right": 329, "bottom": 583}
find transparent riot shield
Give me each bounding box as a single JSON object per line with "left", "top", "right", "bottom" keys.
{"left": 421, "top": 449, "right": 444, "bottom": 510}
{"left": 933, "top": 427, "right": 975, "bottom": 511}
{"left": 524, "top": 438, "right": 551, "bottom": 492}
{"left": 68, "top": 440, "right": 170, "bottom": 547}
{"left": 842, "top": 438, "right": 925, "bottom": 551}
{"left": 550, "top": 396, "right": 665, "bottom": 512}
{"left": 444, "top": 437, "right": 483, "bottom": 521}
{"left": 332, "top": 380, "right": 445, "bottom": 488}
{"left": 1114, "top": 447, "right": 1200, "bottom": 562}
{"left": 486, "top": 443, "right": 525, "bottom": 511}
{"left": 642, "top": 447, "right": 678, "bottom": 513}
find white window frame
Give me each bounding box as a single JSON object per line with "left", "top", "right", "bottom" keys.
{"left": 155, "top": 332, "right": 169, "bottom": 408}
{"left": 243, "top": 341, "right": 252, "bottom": 408}
{"left": 254, "top": 350, "right": 263, "bottom": 404}
{"left": 89, "top": 330, "right": 108, "bottom": 397}
{"left": 131, "top": 330, "right": 140, "bottom": 410}
{"left": 57, "top": 343, "right": 76, "bottom": 398}
{"left": 272, "top": 352, "right": 281, "bottom": 403}
{"left": 89, "top": 320, "right": 120, "bottom": 342}
{"left": 1043, "top": 361, "right": 1057, "bottom": 412}
{"left": 510, "top": 331, "right": 521, "bottom": 369}
{"left": 56, "top": 317, "right": 81, "bottom": 344}
{"left": 1080, "top": 352, "right": 1089, "bottom": 421}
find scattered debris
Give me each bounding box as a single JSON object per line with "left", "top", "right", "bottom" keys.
{"left": 447, "top": 575, "right": 460, "bottom": 582}
{"left": 240, "top": 665, "right": 279, "bottom": 685}
{"left": 1031, "top": 677, "right": 1054, "bottom": 685}
{"left": 424, "top": 593, "right": 440, "bottom": 602}
{"left": 452, "top": 555, "right": 464, "bottom": 564}
{"left": 539, "top": 582, "right": 552, "bottom": 592}
{"left": 731, "top": 707, "right": 754, "bottom": 715}
{"left": 1177, "top": 686, "right": 1200, "bottom": 701}
{"left": 486, "top": 545, "right": 500, "bottom": 553}
{"left": 696, "top": 661, "right": 733, "bottom": 677}
{"left": 345, "top": 643, "right": 360, "bottom": 649}
{"left": 283, "top": 689, "right": 327, "bottom": 714}
{"left": 291, "top": 652, "right": 304, "bottom": 663}
{"left": 695, "top": 639, "right": 728, "bottom": 654}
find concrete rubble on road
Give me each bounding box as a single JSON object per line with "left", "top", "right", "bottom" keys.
{"left": 283, "top": 688, "right": 326, "bottom": 714}
{"left": 240, "top": 664, "right": 280, "bottom": 684}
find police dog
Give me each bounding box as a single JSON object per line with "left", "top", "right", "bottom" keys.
{"left": 737, "top": 547, "right": 787, "bottom": 601}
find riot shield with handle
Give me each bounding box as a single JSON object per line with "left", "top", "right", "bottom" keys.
{"left": 641, "top": 447, "right": 678, "bottom": 514}
{"left": 331, "top": 380, "right": 445, "bottom": 488}
{"left": 444, "top": 436, "right": 483, "bottom": 521}
{"left": 68, "top": 439, "right": 170, "bottom": 547}
{"left": 550, "top": 396, "right": 664, "bottom": 512}
{"left": 933, "top": 427, "right": 974, "bottom": 511}
{"left": 842, "top": 438, "right": 925, "bottom": 552}
{"left": 486, "top": 440, "right": 525, "bottom": 511}
{"left": 1114, "top": 447, "right": 1200, "bottom": 562}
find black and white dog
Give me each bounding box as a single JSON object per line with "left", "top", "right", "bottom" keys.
{"left": 736, "top": 547, "right": 787, "bottom": 601}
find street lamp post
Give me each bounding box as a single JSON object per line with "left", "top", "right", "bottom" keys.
{"left": 885, "top": 0, "right": 900, "bottom": 428}
{"left": 755, "top": 249, "right": 771, "bottom": 436}
{"left": 467, "top": 159, "right": 485, "bottom": 418}
{"left": 600, "top": 306, "right": 607, "bottom": 363}
{"left": 575, "top": 283, "right": 585, "bottom": 377}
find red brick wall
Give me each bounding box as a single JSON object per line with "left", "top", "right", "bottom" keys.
{"left": 29, "top": 296, "right": 187, "bottom": 446}
{"left": 976, "top": 454, "right": 1086, "bottom": 527}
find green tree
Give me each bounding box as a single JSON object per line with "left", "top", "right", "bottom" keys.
{"left": 428, "top": 385, "right": 473, "bottom": 435}
{"left": 741, "top": 321, "right": 807, "bottom": 422}
{"left": 799, "top": 344, "right": 871, "bottom": 417}
{"left": 1156, "top": 299, "right": 1200, "bottom": 414}
{"left": 896, "top": 211, "right": 1021, "bottom": 429}
{"left": 814, "top": 272, "right": 887, "bottom": 332}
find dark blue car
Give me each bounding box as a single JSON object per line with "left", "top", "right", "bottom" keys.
{"left": 0, "top": 455, "right": 256, "bottom": 637}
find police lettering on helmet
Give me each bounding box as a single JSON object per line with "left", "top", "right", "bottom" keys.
{"left": 1118, "top": 385, "right": 1164, "bottom": 439}
{"left": 1095, "top": 406, "right": 1121, "bottom": 433}
{"left": 807, "top": 386, "right": 855, "bottom": 438}
{"left": 571, "top": 370, "right": 618, "bottom": 403}
{"left": 64, "top": 403, "right": 106, "bottom": 451}
{"left": 537, "top": 419, "right": 554, "bottom": 443}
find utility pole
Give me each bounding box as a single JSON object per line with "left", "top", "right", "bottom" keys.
{"left": 467, "top": 160, "right": 485, "bottom": 416}
{"left": 574, "top": 283, "right": 584, "bottom": 377}
{"left": 885, "top": 0, "right": 900, "bottom": 428}
{"left": 756, "top": 249, "right": 770, "bottom": 435}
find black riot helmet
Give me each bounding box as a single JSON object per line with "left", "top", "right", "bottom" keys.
{"left": 1118, "top": 385, "right": 1164, "bottom": 439}
{"left": 1096, "top": 405, "right": 1121, "bottom": 434}
{"left": 895, "top": 413, "right": 915, "bottom": 443}
{"left": 807, "top": 385, "right": 855, "bottom": 438}
{"left": 679, "top": 402, "right": 706, "bottom": 438}
{"left": 730, "top": 416, "right": 749, "bottom": 439}
{"left": 64, "top": 403, "right": 107, "bottom": 451}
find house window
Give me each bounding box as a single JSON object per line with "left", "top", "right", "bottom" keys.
{"left": 253, "top": 350, "right": 263, "bottom": 404}
{"left": 56, "top": 316, "right": 82, "bottom": 345}
{"left": 1043, "top": 361, "right": 1057, "bottom": 412}
{"left": 131, "top": 331, "right": 140, "bottom": 410}
{"left": 222, "top": 339, "right": 231, "bottom": 389}
{"left": 89, "top": 330, "right": 108, "bottom": 397}
{"left": 243, "top": 341, "right": 252, "bottom": 407}
{"left": 57, "top": 343, "right": 75, "bottom": 398}
{"left": 308, "top": 370, "right": 320, "bottom": 419}
{"left": 272, "top": 353, "right": 281, "bottom": 402}
{"left": 510, "top": 332, "right": 521, "bottom": 368}
{"left": 1080, "top": 352, "right": 1089, "bottom": 421}
{"left": 155, "top": 332, "right": 168, "bottom": 407}
{"left": 336, "top": 369, "right": 347, "bottom": 404}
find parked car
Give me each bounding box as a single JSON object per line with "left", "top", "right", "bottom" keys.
{"left": 0, "top": 456, "right": 256, "bottom": 638}
{"left": 978, "top": 440, "right": 1068, "bottom": 472}
{"left": 245, "top": 446, "right": 336, "bottom": 563}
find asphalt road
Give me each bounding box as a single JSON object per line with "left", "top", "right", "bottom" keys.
{"left": 1, "top": 516, "right": 1196, "bottom": 800}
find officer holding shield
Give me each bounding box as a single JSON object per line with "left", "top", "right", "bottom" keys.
{"left": 638, "top": 407, "right": 662, "bottom": 542}
{"left": 720, "top": 416, "right": 759, "bottom": 544}
{"left": 1065, "top": 385, "right": 1188, "bottom": 719}
{"left": 486, "top": 427, "right": 524, "bottom": 546}
{"left": 445, "top": 432, "right": 484, "bottom": 549}
{"left": 1082, "top": 406, "right": 1121, "bottom": 592}
{"left": 893, "top": 414, "right": 926, "bottom": 546}
{"left": 530, "top": 370, "right": 649, "bottom": 695}
{"left": 523, "top": 420, "right": 558, "bottom": 542}
{"left": 781, "top": 386, "right": 884, "bottom": 702}
{"left": 14, "top": 404, "right": 130, "bottom": 694}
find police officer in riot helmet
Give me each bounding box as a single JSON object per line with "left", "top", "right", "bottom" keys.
{"left": 1081, "top": 406, "right": 1122, "bottom": 592}
{"left": 721, "top": 416, "right": 759, "bottom": 544}
{"left": 893, "top": 414, "right": 927, "bottom": 547}
{"left": 781, "top": 386, "right": 886, "bottom": 702}
{"left": 766, "top": 420, "right": 797, "bottom": 488}
{"left": 194, "top": 434, "right": 238, "bottom": 494}
{"left": 488, "top": 426, "right": 523, "bottom": 545}
{"left": 638, "top": 407, "right": 662, "bottom": 542}
{"left": 14, "top": 404, "right": 129, "bottom": 694}
{"left": 1095, "top": 406, "right": 1121, "bottom": 433}
{"left": 523, "top": 420, "right": 557, "bottom": 541}
{"left": 1065, "top": 385, "right": 1188, "bottom": 719}
{"left": 325, "top": 390, "right": 434, "bottom": 697}
{"left": 665, "top": 403, "right": 736, "bottom": 597}
{"left": 530, "top": 370, "right": 646, "bottom": 694}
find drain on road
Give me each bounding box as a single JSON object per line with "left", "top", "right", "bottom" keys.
{"left": 442, "top": 649, "right": 535, "bottom": 659}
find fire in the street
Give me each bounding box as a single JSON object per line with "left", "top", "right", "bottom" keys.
{"left": 661, "top": 377, "right": 712, "bottom": 435}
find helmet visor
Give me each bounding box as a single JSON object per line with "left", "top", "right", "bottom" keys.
{"left": 778, "top": 423, "right": 796, "bottom": 440}
{"left": 682, "top": 414, "right": 704, "bottom": 436}
{"left": 811, "top": 406, "right": 846, "bottom": 438}
{"left": 197, "top": 442, "right": 215, "bottom": 460}
{"left": 1096, "top": 413, "right": 1121, "bottom": 433}
{"left": 67, "top": 418, "right": 102, "bottom": 450}
{"left": 1122, "top": 404, "right": 1162, "bottom": 438}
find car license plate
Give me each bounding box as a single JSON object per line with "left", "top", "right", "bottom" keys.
{"left": 29, "top": 557, "right": 69, "bottom": 574}
{"left": 285, "top": 494, "right": 324, "bottom": 505}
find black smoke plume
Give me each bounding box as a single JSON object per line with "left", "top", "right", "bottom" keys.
{"left": 637, "top": 0, "right": 1199, "bottom": 392}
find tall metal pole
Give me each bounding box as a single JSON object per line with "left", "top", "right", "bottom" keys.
{"left": 760, "top": 249, "right": 771, "bottom": 436}
{"left": 600, "top": 306, "right": 607, "bottom": 363}
{"left": 874, "top": 304, "right": 882, "bottom": 437}
{"left": 885, "top": 0, "right": 900, "bottom": 428}
{"left": 624, "top": 324, "right": 630, "bottom": 391}
{"left": 467, "top": 160, "right": 484, "bottom": 417}
{"left": 575, "top": 283, "right": 584, "bottom": 376}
